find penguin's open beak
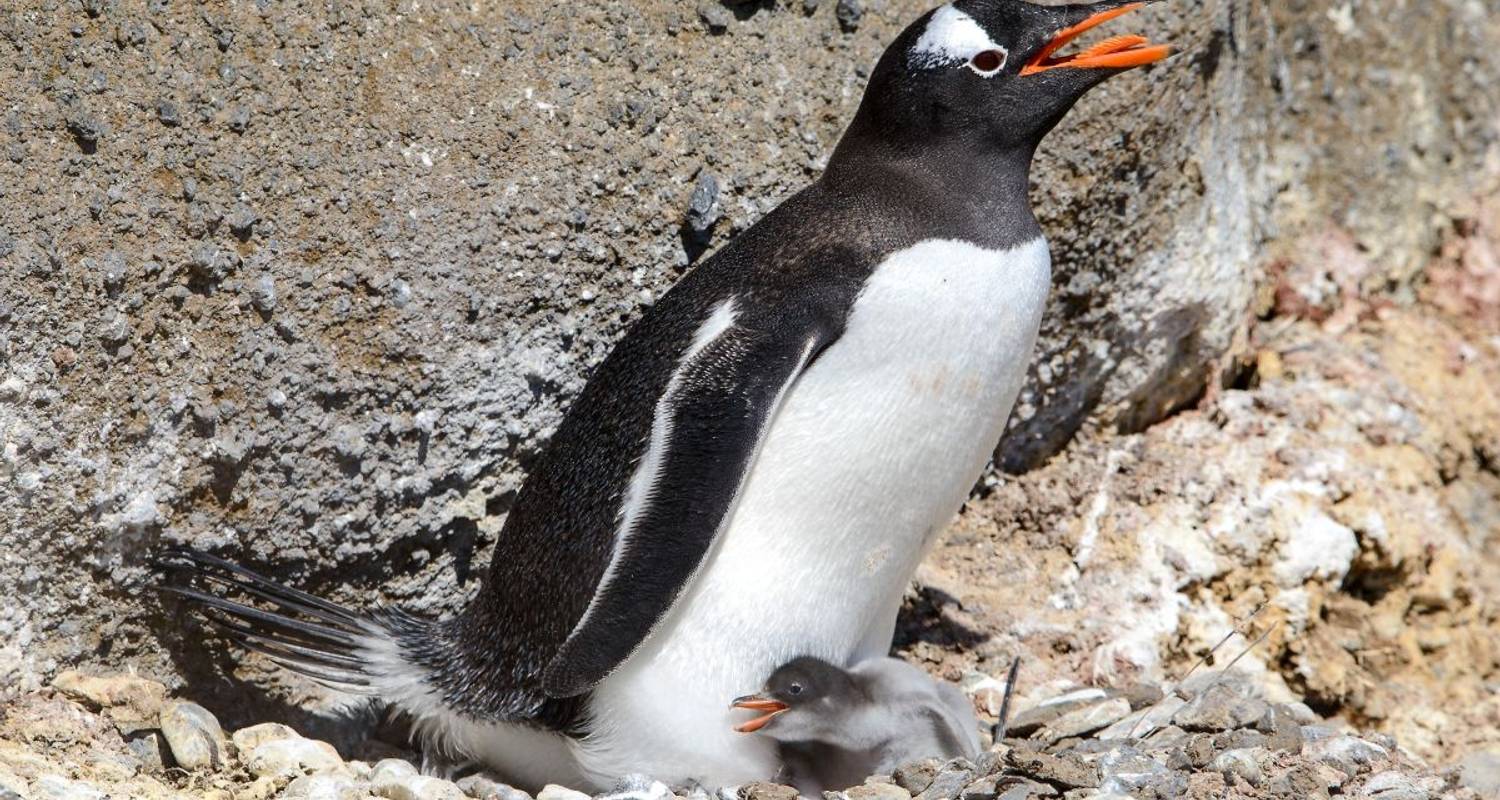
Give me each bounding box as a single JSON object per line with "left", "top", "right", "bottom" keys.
{"left": 1021, "top": 3, "right": 1171, "bottom": 76}
{"left": 731, "top": 694, "right": 789, "bottom": 733}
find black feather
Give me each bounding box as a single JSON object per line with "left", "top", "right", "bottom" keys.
{"left": 153, "top": 547, "right": 388, "bottom": 690}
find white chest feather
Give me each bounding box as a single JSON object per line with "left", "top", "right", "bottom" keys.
{"left": 575, "top": 237, "right": 1053, "bottom": 788}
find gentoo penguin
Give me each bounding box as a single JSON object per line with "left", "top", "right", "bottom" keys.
{"left": 731, "top": 657, "right": 981, "bottom": 794}
{"left": 158, "top": 1, "right": 1169, "bottom": 791}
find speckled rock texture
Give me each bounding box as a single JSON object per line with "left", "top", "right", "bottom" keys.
{"left": 0, "top": 0, "right": 1497, "bottom": 746}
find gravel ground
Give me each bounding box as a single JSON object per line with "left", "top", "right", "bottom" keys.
{"left": 3, "top": 666, "right": 1495, "bottom": 800}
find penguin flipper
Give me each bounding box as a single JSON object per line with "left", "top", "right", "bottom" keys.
{"left": 541, "top": 320, "right": 832, "bottom": 698}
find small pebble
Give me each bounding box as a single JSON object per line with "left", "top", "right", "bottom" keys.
{"left": 845, "top": 783, "right": 911, "bottom": 800}
{"left": 456, "top": 773, "right": 533, "bottom": 800}
{"left": 1303, "top": 734, "right": 1389, "bottom": 778}
{"left": 736, "top": 783, "right": 797, "bottom": 800}
{"left": 243, "top": 735, "right": 344, "bottom": 778}
{"left": 228, "top": 203, "right": 259, "bottom": 236}
{"left": 156, "top": 98, "right": 181, "bottom": 126}
{"left": 1171, "top": 683, "right": 1269, "bottom": 732}
{"left": 596, "top": 774, "right": 672, "bottom": 800}
{"left": 231, "top": 721, "right": 300, "bottom": 752}
{"left": 697, "top": 3, "right": 732, "bottom": 33}
{"left": 893, "top": 759, "right": 941, "bottom": 794}
{"left": 159, "top": 700, "right": 229, "bottom": 770}
{"left": 535, "top": 785, "right": 591, "bottom": 800}
{"left": 1039, "top": 698, "right": 1132, "bottom": 741}
{"left": 914, "top": 760, "right": 976, "bottom": 800}
{"left": 1208, "top": 747, "right": 1265, "bottom": 787}
{"left": 1361, "top": 770, "right": 1435, "bottom": 800}
{"left": 835, "top": 0, "right": 862, "bottom": 31}
{"left": 283, "top": 773, "right": 362, "bottom": 800}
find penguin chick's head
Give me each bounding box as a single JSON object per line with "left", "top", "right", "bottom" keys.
{"left": 730, "top": 656, "right": 866, "bottom": 740}
{"left": 845, "top": 0, "right": 1170, "bottom": 155}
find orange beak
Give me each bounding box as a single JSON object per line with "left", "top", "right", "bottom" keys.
{"left": 1021, "top": 3, "right": 1171, "bottom": 76}
{"left": 731, "top": 695, "right": 789, "bottom": 733}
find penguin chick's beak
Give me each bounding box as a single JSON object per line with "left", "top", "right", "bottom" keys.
{"left": 1021, "top": 3, "right": 1171, "bottom": 76}
{"left": 731, "top": 695, "right": 789, "bottom": 733}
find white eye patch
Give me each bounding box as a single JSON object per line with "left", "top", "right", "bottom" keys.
{"left": 909, "top": 5, "right": 1009, "bottom": 77}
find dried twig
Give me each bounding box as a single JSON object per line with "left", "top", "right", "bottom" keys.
{"left": 991, "top": 655, "right": 1022, "bottom": 743}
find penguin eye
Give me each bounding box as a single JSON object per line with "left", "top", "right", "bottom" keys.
{"left": 789, "top": 683, "right": 804, "bottom": 696}
{"left": 968, "top": 49, "right": 1006, "bottom": 76}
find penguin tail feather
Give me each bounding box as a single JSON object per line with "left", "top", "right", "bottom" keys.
{"left": 152, "top": 547, "right": 429, "bottom": 697}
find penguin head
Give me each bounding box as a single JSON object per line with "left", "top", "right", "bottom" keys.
{"left": 730, "top": 656, "right": 866, "bottom": 739}
{"left": 839, "top": 0, "right": 1170, "bottom": 157}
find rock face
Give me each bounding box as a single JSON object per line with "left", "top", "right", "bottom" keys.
{"left": 912, "top": 302, "right": 1500, "bottom": 769}
{"left": 0, "top": 0, "right": 1497, "bottom": 756}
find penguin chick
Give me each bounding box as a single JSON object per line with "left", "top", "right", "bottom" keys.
{"left": 731, "top": 657, "right": 980, "bottom": 794}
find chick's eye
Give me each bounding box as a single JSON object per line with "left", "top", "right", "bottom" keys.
{"left": 969, "top": 49, "right": 1006, "bottom": 75}
{"left": 789, "top": 683, "right": 804, "bottom": 696}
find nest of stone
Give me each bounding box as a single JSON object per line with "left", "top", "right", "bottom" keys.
{"left": 7, "top": 669, "right": 1480, "bottom": 800}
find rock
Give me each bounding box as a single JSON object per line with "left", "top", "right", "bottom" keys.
{"left": 1095, "top": 746, "right": 1172, "bottom": 796}
{"left": 1254, "top": 708, "right": 1304, "bottom": 753}
{"left": 845, "top": 783, "right": 912, "bottom": 800}
{"left": 64, "top": 108, "right": 104, "bottom": 146}
{"left": 1097, "top": 696, "right": 1186, "bottom": 740}
{"left": 696, "top": 3, "right": 731, "bottom": 33}
{"left": 1302, "top": 735, "right": 1389, "bottom": 778}
{"left": 372, "top": 770, "right": 468, "bottom": 800}
{"left": 992, "top": 781, "right": 1056, "bottom": 800}
{"left": 1007, "top": 690, "right": 1112, "bottom": 737}
{"left": 1359, "top": 770, "right": 1437, "bottom": 800}
{"left": 915, "top": 759, "right": 976, "bottom": 800}
{"left": 596, "top": 774, "right": 671, "bottom": 800}
{"left": 233, "top": 722, "right": 302, "bottom": 753}
{"left": 536, "top": 785, "right": 591, "bottom": 800}
{"left": 456, "top": 773, "right": 533, "bottom": 800}
{"left": 50, "top": 670, "right": 166, "bottom": 732}
{"left": 243, "top": 735, "right": 345, "bottom": 779}
{"left": 370, "top": 759, "right": 419, "bottom": 782}
{"left": 1459, "top": 750, "right": 1500, "bottom": 797}
{"left": 283, "top": 773, "right": 364, "bottom": 800}
{"left": 1213, "top": 728, "right": 1270, "bottom": 752}
{"left": 1120, "top": 684, "right": 1165, "bottom": 711}
{"left": 1171, "top": 683, "right": 1270, "bottom": 732}
{"left": 1299, "top": 724, "right": 1339, "bottom": 744}
{"left": 1142, "top": 724, "right": 1189, "bottom": 750}
{"left": 1283, "top": 703, "right": 1322, "bottom": 725}
{"left": 1037, "top": 698, "right": 1132, "bottom": 741}
{"left": 736, "top": 783, "right": 798, "bottom": 800}
{"left": 123, "top": 730, "right": 168, "bottom": 772}
{"left": 228, "top": 203, "right": 259, "bottom": 236}
{"left": 1208, "top": 748, "right": 1266, "bottom": 787}
{"left": 834, "top": 0, "right": 861, "bottom": 31}
{"left": 228, "top": 105, "right": 252, "bottom": 132}
{"left": 960, "top": 671, "right": 1011, "bottom": 717}
{"left": 156, "top": 98, "right": 181, "bottom": 126}
{"left": 893, "top": 760, "right": 942, "bottom": 794}
{"left": 1004, "top": 750, "right": 1097, "bottom": 790}
{"left": 158, "top": 699, "right": 229, "bottom": 770}
{"left": 685, "top": 172, "right": 721, "bottom": 237}
{"left": 31, "top": 775, "right": 106, "bottom": 800}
